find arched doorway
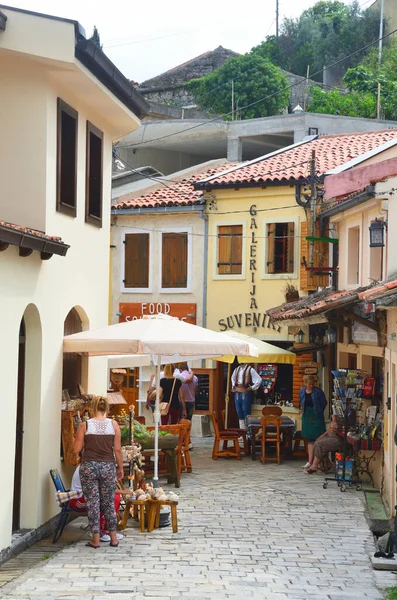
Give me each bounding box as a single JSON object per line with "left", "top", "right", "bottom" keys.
{"left": 12, "top": 318, "right": 25, "bottom": 531}
{"left": 63, "top": 308, "right": 82, "bottom": 397}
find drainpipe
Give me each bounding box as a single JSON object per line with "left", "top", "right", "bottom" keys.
{"left": 200, "top": 208, "right": 209, "bottom": 370}
{"left": 200, "top": 209, "right": 209, "bottom": 328}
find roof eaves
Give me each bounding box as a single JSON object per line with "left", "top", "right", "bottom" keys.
{"left": 111, "top": 204, "right": 205, "bottom": 215}
{"left": 0, "top": 223, "right": 69, "bottom": 257}
{"left": 319, "top": 185, "right": 375, "bottom": 221}
{"left": 75, "top": 37, "right": 149, "bottom": 118}
{"left": 325, "top": 136, "right": 397, "bottom": 176}
{"left": 0, "top": 9, "right": 7, "bottom": 30}
{"left": 198, "top": 177, "right": 313, "bottom": 190}
{"left": 194, "top": 137, "right": 315, "bottom": 189}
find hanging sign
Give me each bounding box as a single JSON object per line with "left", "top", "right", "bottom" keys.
{"left": 119, "top": 303, "right": 196, "bottom": 324}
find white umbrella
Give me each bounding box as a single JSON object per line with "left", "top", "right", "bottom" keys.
{"left": 64, "top": 315, "right": 257, "bottom": 487}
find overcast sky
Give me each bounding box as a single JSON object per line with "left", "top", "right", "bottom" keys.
{"left": 10, "top": 0, "right": 371, "bottom": 82}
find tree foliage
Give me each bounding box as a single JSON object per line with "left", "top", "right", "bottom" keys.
{"left": 252, "top": 1, "right": 381, "bottom": 81}
{"left": 307, "top": 39, "right": 397, "bottom": 120}
{"left": 187, "top": 54, "right": 290, "bottom": 120}
{"left": 89, "top": 25, "right": 103, "bottom": 50}
{"left": 343, "top": 40, "right": 397, "bottom": 120}
{"left": 307, "top": 85, "right": 376, "bottom": 118}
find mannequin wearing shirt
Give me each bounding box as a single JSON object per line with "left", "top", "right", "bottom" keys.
{"left": 231, "top": 363, "right": 262, "bottom": 429}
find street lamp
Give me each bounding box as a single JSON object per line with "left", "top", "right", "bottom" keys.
{"left": 296, "top": 329, "right": 305, "bottom": 344}
{"left": 369, "top": 219, "right": 386, "bottom": 248}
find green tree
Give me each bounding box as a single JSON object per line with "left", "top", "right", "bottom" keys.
{"left": 307, "top": 85, "right": 376, "bottom": 118}
{"left": 252, "top": 1, "right": 381, "bottom": 80}
{"left": 343, "top": 40, "right": 397, "bottom": 119}
{"left": 89, "top": 25, "right": 103, "bottom": 50}
{"left": 187, "top": 54, "right": 289, "bottom": 120}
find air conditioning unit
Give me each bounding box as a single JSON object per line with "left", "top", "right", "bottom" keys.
{"left": 191, "top": 414, "right": 213, "bottom": 437}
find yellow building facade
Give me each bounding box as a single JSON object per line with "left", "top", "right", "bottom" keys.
{"left": 206, "top": 186, "right": 305, "bottom": 339}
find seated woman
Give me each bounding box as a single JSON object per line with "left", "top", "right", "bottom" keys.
{"left": 304, "top": 415, "right": 343, "bottom": 474}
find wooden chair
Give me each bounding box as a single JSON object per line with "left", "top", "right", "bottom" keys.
{"left": 179, "top": 419, "right": 192, "bottom": 473}
{"left": 211, "top": 412, "right": 241, "bottom": 460}
{"left": 135, "top": 416, "right": 146, "bottom": 425}
{"left": 50, "top": 469, "right": 88, "bottom": 543}
{"left": 147, "top": 423, "right": 187, "bottom": 477}
{"left": 292, "top": 430, "right": 308, "bottom": 458}
{"left": 260, "top": 415, "right": 282, "bottom": 465}
{"left": 221, "top": 409, "right": 249, "bottom": 455}
{"left": 261, "top": 405, "right": 282, "bottom": 416}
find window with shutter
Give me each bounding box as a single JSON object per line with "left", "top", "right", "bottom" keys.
{"left": 56, "top": 98, "right": 78, "bottom": 217}
{"left": 85, "top": 121, "right": 103, "bottom": 227}
{"left": 218, "top": 225, "right": 243, "bottom": 275}
{"left": 266, "top": 222, "right": 295, "bottom": 274}
{"left": 124, "top": 233, "right": 150, "bottom": 288}
{"left": 162, "top": 232, "right": 188, "bottom": 288}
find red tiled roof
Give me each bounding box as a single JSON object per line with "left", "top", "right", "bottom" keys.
{"left": 267, "top": 276, "right": 397, "bottom": 324}
{"left": 0, "top": 220, "right": 63, "bottom": 242}
{"left": 112, "top": 164, "right": 236, "bottom": 210}
{"left": 196, "top": 130, "right": 397, "bottom": 188}
{"left": 267, "top": 288, "right": 360, "bottom": 324}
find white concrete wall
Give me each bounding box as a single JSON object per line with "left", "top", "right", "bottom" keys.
{"left": 0, "top": 50, "right": 139, "bottom": 553}
{"left": 330, "top": 199, "right": 386, "bottom": 290}
{"left": 112, "top": 211, "right": 205, "bottom": 326}
{"left": 111, "top": 211, "right": 205, "bottom": 405}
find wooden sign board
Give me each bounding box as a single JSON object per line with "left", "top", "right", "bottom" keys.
{"left": 119, "top": 302, "right": 196, "bottom": 325}
{"left": 304, "top": 367, "right": 318, "bottom": 375}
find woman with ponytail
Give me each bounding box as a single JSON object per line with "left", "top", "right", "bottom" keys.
{"left": 73, "top": 396, "right": 123, "bottom": 548}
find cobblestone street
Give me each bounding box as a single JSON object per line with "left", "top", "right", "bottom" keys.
{"left": 2, "top": 438, "right": 396, "bottom": 600}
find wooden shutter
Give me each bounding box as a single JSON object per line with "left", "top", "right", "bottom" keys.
{"left": 286, "top": 222, "right": 295, "bottom": 273}
{"left": 267, "top": 223, "right": 275, "bottom": 274}
{"left": 124, "top": 233, "right": 150, "bottom": 288}
{"left": 162, "top": 232, "right": 188, "bottom": 288}
{"left": 218, "top": 225, "right": 242, "bottom": 274}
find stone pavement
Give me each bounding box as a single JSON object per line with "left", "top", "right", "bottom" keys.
{"left": 2, "top": 438, "right": 397, "bottom": 600}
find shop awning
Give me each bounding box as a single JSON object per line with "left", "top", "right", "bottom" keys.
{"left": 266, "top": 276, "right": 397, "bottom": 326}
{"left": 215, "top": 331, "right": 296, "bottom": 364}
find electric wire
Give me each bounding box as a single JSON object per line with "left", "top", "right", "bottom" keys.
{"left": 118, "top": 27, "right": 397, "bottom": 150}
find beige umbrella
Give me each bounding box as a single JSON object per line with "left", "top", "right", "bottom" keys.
{"left": 64, "top": 315, "right": 257, "bottom": 487}
{"left": 216, "top": 331, "right": 296, "bottom": 428}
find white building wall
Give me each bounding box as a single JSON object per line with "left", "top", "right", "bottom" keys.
{"left": 0, "top": 58, "right": 139, "bottom": 552}
{"left": 111, "top": 211, "right": 205, "bottom": 408}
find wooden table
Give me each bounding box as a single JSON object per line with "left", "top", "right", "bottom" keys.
{"left": 246, "top": 415, "right": 295, "bottom": 461}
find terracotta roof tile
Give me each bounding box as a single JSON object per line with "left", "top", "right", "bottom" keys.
{"left": 113, "top": 164, "right": 237, "bottom": 210}
{"left": 0, "top": 220, "right": 63, "bottom": 242}
{"left": 267, "top": 276, "right": 397, "bottom": 324}
{"left": 196, "top": 130, "right": 397, "bottom": 188}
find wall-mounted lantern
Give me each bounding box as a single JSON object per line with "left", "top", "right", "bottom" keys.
{"left": 296, "top": 329, "right": 305, "bottom": 344}
{"left": 369, "top": 219, "right": 387, "bottom": 248}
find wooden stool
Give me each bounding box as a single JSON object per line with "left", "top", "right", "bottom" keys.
{"left": 147, "top": 498, "right": 178, "bottom": 533}
{"left": 293, "top": 431, "right": 308, "bottom": 458}
{"left": 116, "top": 489, "right": 147, "bottom": 533}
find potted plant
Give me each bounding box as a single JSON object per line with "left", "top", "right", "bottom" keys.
{"left": 284, "top": 281, "right": 299, "bottom": 303}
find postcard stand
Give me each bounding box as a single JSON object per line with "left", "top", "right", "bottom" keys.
{"left": 323, "top": 369, "right": 364, "bottom": 493}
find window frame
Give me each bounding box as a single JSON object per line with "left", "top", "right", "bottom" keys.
{"left": 346, "top": 224, "right": 361, "bottom": 288}
{"left": 213, "top": 221, "right": 246, "bottom": 281}
{"left": 121, "top": 228, "right": 153, "bottom": 293}
{"left": 56, "top": 98, "right": 78, "bottom": 217}
{"left": 85, "top": 121, "right": 103, "bottom": 228}
{"left": 261, "top": 217, "right": 299, "bottom": 280}
{"left": 159, "top": 227, "right": 192, "bottom": 294}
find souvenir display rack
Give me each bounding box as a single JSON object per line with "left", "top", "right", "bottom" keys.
{"left": 258, "top": 364, "right": 278, "bottom": 400}
{"left": 323, "top": 369, "right": 365, "bottom": 492}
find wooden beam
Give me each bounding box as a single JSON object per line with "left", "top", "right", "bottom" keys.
{"left": 19, "top": 247, "right": 33, "bottom": 258}
{"left": 40, "top": 251, "right": 53, "bottom": 261}
{"left": 0, "top": 242, "right": 9, "bottom": 252}
{"left": 342, "top": 310, "right": 378, "bottom": 332}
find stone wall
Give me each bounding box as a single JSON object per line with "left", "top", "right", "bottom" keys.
{"left": 139, "top": 46, "right": 319, "bottom": 112}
